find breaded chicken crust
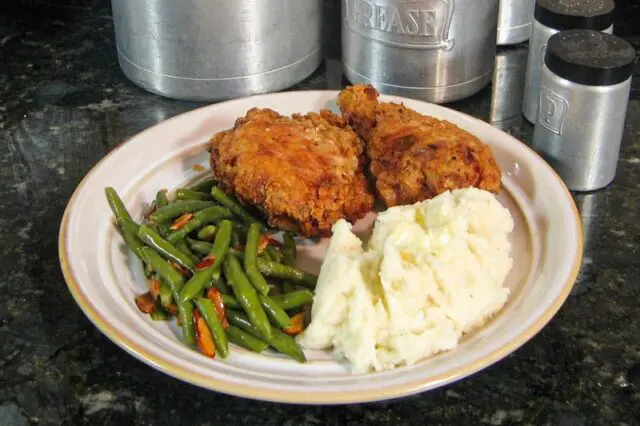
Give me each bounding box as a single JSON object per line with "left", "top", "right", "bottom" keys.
{"left": 338, "top": 84, "right": 502, "bottom": 207}
{"left": 209, "top": 108, "right": 374, "bottom": 237}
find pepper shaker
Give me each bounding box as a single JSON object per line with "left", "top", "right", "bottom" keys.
{"left": 522, "top": 0, "right": 614, "bottom": 123}
{"left": 531, "top": 30, "right": 636, "bottom": 192}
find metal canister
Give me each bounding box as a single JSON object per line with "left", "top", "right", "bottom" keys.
{"left": 531, "top": 30, "right": 636, "bottom": 192}
{"left": 342, "top": 0, "right": 499, "bottom": 104}
{"left": 110, "top": 0, "right": 323, "bottom": 102}
{"left": 490, "top": 46, "right": 529, "bottom": 129}
{"left": 497, "top": 0, "right": 535, "bottom": 46}
{"left": 521, "top": 0, "right": 614, "bottom": 123}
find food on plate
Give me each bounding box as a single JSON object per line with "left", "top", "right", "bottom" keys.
{"left": 337, "top": 84, "right": 502, "bottom": 207}
{"left": 105, "top": 183, "right": 318, "bottom": 362}
{"left": 298, "top": 188, "right": 514, "bottom": 373}
{"left": 209, "top": 107, "right": 375, "bottom": 238}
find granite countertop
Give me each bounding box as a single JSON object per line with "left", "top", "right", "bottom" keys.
{"left": 1, "top": 0, "right": 639, "bottom": 425}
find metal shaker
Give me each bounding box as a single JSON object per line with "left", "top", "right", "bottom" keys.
{"left": 531, "top": 30, "right": 636, "bottom": 192}
{"left": 497, "top": 0, "right": 535, "bottom": 46}
{"left": 521, "top": 0, "right": 614, "bottom": 123}
{"left": 341, "top": 0, "right": 499, "bottom": 104}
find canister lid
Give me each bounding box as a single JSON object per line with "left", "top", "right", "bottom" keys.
{"left": 544, "top": 30, "right": 636, "bottom": 86}
{"left": 535, "top": 0, "right": 615, "bottom": 31}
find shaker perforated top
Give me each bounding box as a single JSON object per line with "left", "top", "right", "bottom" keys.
{"left": 535, "top": 0, "right": 615, "bottom": 31}
{"left": 544, "top": 30, "right": 636, "bottom": 86}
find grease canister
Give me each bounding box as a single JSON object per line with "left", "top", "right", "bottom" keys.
{"left": 342, "top": 0, "right": 499, "bottom": 104}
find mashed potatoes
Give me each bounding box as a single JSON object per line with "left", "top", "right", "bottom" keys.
{"left": 298, "top": 188, "right": 514, "bottom": 373}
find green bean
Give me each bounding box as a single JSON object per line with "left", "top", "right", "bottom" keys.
{"left": 211, "top": 186, "right": 262, "bottom": 226}
{"left": 139, "top": 247, "right": 185, "bottom": 293}
{"left": 272, "top": 290, "right": 314, "bottom": 310}
{"left": 268, "top": 282, "right": 282, "bottom": 296}
{"left": 197, "top": 225, "right": 217, "bottom": 241}
{"left": 282, "top": 281, "right": 296, "bottom": 294}
{"left": 223, "top": 255, "right": 272, "bottom": 340}
{"left": 178, "top": 220, "right": 232, "bottom": 303}
{"left": 139, "top": 247, "right": 194, "bottom": 345}
{"left": 166, "top": 206, "right": 232, "bottom": 244}
{"left": 149, "top": 200, "right": 216, "bottom": 223}
{"left": 269, "top": 328, "right": 306, "bottom": 363}
{"left": 189, "top": 178, "right": 216, "bottom": 193}
{"left": 227, "top": 325, "right": 269, "bottom": 353}
{"left": 282, "top": 233, "right": 297, "bottom": 267}
{"left": 155, "top": 190, "right": 169, "bottom": 208}
{"left": 176, "top": 188, "right": 212, "bottom": 201}
{"left": 176, "top": 241, "right": 200, "bottom": 264}
{"left": 119, "top": 219, "right": 145, "bottom": 260}
{"left": 226, "top": 310, "right": 305, "bottom": 363}
{"left": 212, "top": 277, "right": 232, "bottom": 294}
{"left": 260, "top": 294, "right": 292, "bottom": 329}
{"left": 186, "top": 238, "right": 211, "bottom": 256}
{"left": 194, "top": 298, "right": 229, "bottom": 358}
{"left": 257, "top": 259, "right": 317, "bottom": 289}
{"left": 159, "top": 281, "right": 174, "bottom": 307}
{"left": 105, "top": 187, "right": 133, "bottom": 225}
{"left": 144, "top": 262, "right": 154, "bottom": 278}
{"left": 221, "top": 293, "right": 241, "bottom": 309}
{"left": 150, "top": 307, "right": 168, "bottom": 321}
{"left": 265, "top": 246, "right": 283, "bottom": 263}
{"left": 231, "top": 229, "right": 243, "bottom": 248}
{"left": 178, "top": 301, "right": 196, "bottom": 346}
{"left": 244, "top": 223, "right": 270, "bottom": 296}
{"left": 137, "top": 225, "right": 195, "bottom": 271}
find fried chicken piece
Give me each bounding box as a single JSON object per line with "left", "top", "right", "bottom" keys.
{"left": 338, "top": 84, "right": 502, "bottom": 207}
{"left": 209, "top": 108, "right": 374, "bottom": 237}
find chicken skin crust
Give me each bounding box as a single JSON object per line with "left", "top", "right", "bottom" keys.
{"left": 338, "top": 84, "right": 502, "bottom": 207}
{"left": 209, "top": 108, "right": 374, "bottom": 237}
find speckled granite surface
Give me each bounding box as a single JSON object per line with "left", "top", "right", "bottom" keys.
{"left": 1, "top": 1, "right": 639, "bottom": 425}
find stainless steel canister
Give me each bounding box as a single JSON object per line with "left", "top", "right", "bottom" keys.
{"left": 521, "top": 0, "right": 614, "bottom": 123}
{"left": 497, "top": 0, "right": 535, "bottom": 46}
{"left": 532, "top": 30, "right": 636, "bottom": 192}
{"left": 111, "top": 0, "right": 323, "bottom": 102}
{"left": 490, "top": 46, "right": 528, "bottom": 129}
{"left": 342, "top": 0, "right": 499, "bottom": 104}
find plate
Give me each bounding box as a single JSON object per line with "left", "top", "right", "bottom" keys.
{"left": 59, "top": 91, "right": 583, "bottom": 404}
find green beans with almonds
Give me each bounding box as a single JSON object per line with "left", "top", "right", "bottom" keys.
{"left": 257, "top": 258, "right": 317, "bottom": 289}
{"left": 223, "top": 255, "right": 272, "bottom": 340}
{"left": 272, "top": 290, "right": 314, "bottom": 310}
{"left": 176, "top": 188, "right": 212, "bottom": 201}
{"left": 226, "top": 310, "right": 305, "bottom": 363}
{"left": 227, "top": 325, "right": 269, "bottom": 353}
{"left": 166, "top": 206, "right": 232, "bottom": 244}
{"left": 197, "top": 225, "right": 217, "bottom": 241}
{"left": 137, "top": 225, "right": 195, "bottom": 271}
{"left": 139, "top": 247, "right": 195, "bottom": 345}
{"left": 178, "top": 220, "right": 232, "bottom": 303}
{"left": 194, "top": 297, "right": 229, "bottom": 358}
{"left": 259, "top": 294, "right": 292, "bottom": 329}
{"left": 105, "top": 187, "right": 133, "bottom": 225}
{"left": 244, "top": 223, "right": 270, "bottom": 296}
{"left": 265, "top": 246, "right": 283, "bottom": 263}
{"left": 211, "top": 186, "right": 262, "bottom": 226}
{"left": 149, "top": 200, "right": 216, "bottom": 223}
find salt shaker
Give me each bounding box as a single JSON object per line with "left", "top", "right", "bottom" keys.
{"left": 531, "top": 30, "right": 636, "bottom": 192}
{"left": 497, "top": 0, "right": 536, "bottom": 46}
{"left": 521, "top": 0, "right": 614, "bottom": 123}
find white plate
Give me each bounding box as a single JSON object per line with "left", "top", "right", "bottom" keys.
{"left": 59, "top": 91, "right": 583, "bottom": 405}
